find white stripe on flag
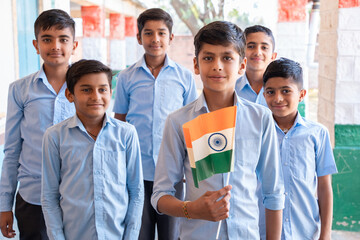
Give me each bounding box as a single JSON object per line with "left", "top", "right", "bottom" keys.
{"left": 191, "top": 127, "right": 234, "bottom": 162}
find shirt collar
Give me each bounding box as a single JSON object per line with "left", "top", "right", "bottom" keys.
{"left": 32, "top": 65, "right": 47, "bottom": 83}
{"left": 194, "top": 91, "right": 239, "bottom": 113}
{"left": 194, "top": 92, "right": 209, "bottom": 113}
{"left": 275, "top": 111, "right": 305, "bottom": 133}
{"left": 68, "top": 112, "right": 114, "bottom": 131}
{"left": 293, "top": 111, "right": 305, "bottom": 127}
{"left": 136, "top": 54, "right": 175, "bottom": 70}
{"left": 236, "top": 73, "right": 250, "bottom": 91}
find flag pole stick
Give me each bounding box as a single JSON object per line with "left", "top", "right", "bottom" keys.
{"left": 215, "top": 172, "right": 231, "bottom": 239}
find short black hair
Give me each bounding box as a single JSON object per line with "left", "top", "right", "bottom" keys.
{"left": 137, "top": 8, "right": 173, "bottom": 35}
{"left": 194, "top": 21, "right": 245, "bottom": 59}
{"left": 34, "top": 9, "right": 75, "bottom": 39}
{"left": 66, "top": 60, "right": 113, "bottom": 94}
{"left": 263, "top": 57, "right": 303, "bottom": 89}
{"left": 244, "top": 25, "right": 275, "bottom": 52}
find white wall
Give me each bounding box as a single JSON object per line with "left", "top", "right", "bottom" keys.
{"left": 0, "top": 0, "right": 16, "bottom": 115}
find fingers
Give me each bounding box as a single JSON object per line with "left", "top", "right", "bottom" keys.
{"left": 209, "top": 185, "right": 232, "bottom": 202}
{"left": 7, "top": 223, "right": 15, "bottom": 238}
{"left": 202, "top": 185, "right": 232, "bottom": 221}
{"left": 0, "top": 211, "right": 15, "bottom": 238}
{"left": 1, "top": 225, "right": 16, "bottom": 238}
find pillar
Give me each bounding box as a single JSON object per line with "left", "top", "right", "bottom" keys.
{"left": 81, "top": 5, "right": 107, "bottom": 64}
{"left": 109, "top": 13, "right": 126, "bottom": 71}
{"left": 125, "top": 16, "right": 139, "bottom": 66}
{"left": 318, "top": 0, "right": 360, "bottom": 232}
{"left": 277, "top": 0, "right": 308, "bottom": 117}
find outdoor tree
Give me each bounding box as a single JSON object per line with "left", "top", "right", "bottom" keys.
{"left": 146, "top": 0, "right": 264, "bottom": 35}
{"left": 169, "top": 0, "right": 225, "bottom": 35}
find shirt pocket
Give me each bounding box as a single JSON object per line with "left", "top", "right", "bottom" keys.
{"left": 102, "top": 150, "right": 126, "bottom": 184}
{"left": 292, "top": 145, "right": 316, "bottom": 182}
{"left": 161, "top": 81, "right": 184, "bottom": 112}
{"left": 235, "top": 138, "right": 260, "bottom": 169}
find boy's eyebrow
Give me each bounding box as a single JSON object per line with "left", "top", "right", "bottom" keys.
{"left": 40, "top": 34, "right": 71, "bottom": 38}
{"left": 201, "top": 50, "right": 235, "bottom": 55}
{"left": 201, "top": 51, "right": 215, "bottom": 55}
{"left": 246, "top": 41, "right": 271, "bottom": 46}
{"left": 223, "top": 50, "right": 236, "bottom": 55}
{"left": 143, "top": 28, "right": 168, "bottom": 31}
{"left": 79, "top": 84, "right": 109, "bottom": 87}
{"left": 265, "top": 85, "right": 291, "bottom": 90}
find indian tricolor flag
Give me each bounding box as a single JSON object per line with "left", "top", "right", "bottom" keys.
{"left": 182, "top": 106, "right": 237, "bottom": 188}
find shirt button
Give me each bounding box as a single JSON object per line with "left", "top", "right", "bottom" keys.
{"left": 285, "top": 192, "right": 288, "bottom": 196}
{"left": 285, "top": 218, "right": 289, "bottom": 222}
{"left": 95, "top": 170, "right": 100, "bottom": 175}
{"left": 284, "top": 162, "right": 288, "bottom": 166}
{"left": 96, "top": 196, "right": 102, "bottom": 201}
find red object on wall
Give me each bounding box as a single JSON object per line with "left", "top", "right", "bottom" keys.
{"left": 110, "top": 13, "right": 125, "bottom": 40}
{"left": 339, "top": 0, "right": 360, "bottom": 8}
{"left": 125, "top": 17, "right": 137, "bottom": 37}
{"left": 278, "top": 0, "right": 307, "bottom": 22}
{"left": 81, "top": 6, "right": 105, "bottom": 38}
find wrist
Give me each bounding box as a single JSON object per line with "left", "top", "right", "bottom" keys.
{"left": 182, "top": 201, "right": 192, "bottom": 220}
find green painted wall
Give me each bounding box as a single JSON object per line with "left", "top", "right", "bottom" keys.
{"left": 111, "top": 70, "right": 120, "bottom": 99}
{"left": 332, "top": 124, "right": 360, "bottom": 232}
{"left": 298, "top": 101, "right": 305, "bottom": 117}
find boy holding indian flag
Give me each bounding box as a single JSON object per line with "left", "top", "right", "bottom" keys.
{"left": 151, "top": 21, "right": 285, "bottom": 239}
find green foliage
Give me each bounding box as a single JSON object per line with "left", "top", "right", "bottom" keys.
{"left": 227, "top": 9, "right": 264, "bottom": 30}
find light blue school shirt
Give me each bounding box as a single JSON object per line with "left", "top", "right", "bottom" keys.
{"left": 275, "top": 113, "right": 337, "bottom": 240}
{"left": 41, "top": 113, "right": 144, "bottom": 240}
{"left": 235, "top": 73, "right": 268, "bottom": 107}
{"left": 151, "top": 92, "right": 285, "bottom": 239}
{"left": 113, "top": 54, "right": 198, "bottom": 181}
{"left": 0, "top": 66, "right": 75, "bottom": 210}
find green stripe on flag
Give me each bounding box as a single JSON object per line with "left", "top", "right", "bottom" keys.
{"left": 191, "top": 167, "right": 199, "bottom": 188}
{"left": 194, "top": 150, "right": 233, "bottom": 183}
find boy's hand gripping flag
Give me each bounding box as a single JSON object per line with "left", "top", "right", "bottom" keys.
{"left": 182, "top": 106, "right": 237, "bottom": 188}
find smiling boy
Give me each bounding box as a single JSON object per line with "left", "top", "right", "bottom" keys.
{"left": 41, "top": 60, "right": 144, "bottom": 240}
{"left": 151, "top": 21, "right": 285, "bottom": 240}
{"left": 235, "top": 25, "right": 277, "bottom": 106}
{"left": 263, "top": 58, "right": 337, "bottom": 239}
{"left": 0, "top": 9, "right": 77, "bottom": 239}
{"left": 113, "top": 8, "right": 197, "bottom": 240}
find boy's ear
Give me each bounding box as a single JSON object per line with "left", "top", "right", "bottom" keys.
{"left": 65, "top": 88, "right": 74, "bottom": 103}
{"left": 33, "top": 40, "right": 40, "bottom": 54}
{"left": 72, "top": 41, "right": 79, "bottom": 55}
{"left": 299, "top": 89, "right": 307, "bottom": 102}
{"left": 193, "top": 57, "right": 200, "bottom": 75}
{"left": 137, "top": 33, "right": 142, "bottom": 45}
{"left": 271, "top": 52, "right": 277, "bottom": 61}
{"left": 169, "top": 33, "right": 174, "bottom": 45}
{"left": 238, "top": 57, "right": 247, "bottom": 76}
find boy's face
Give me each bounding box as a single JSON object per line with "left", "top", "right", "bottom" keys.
{"left": 66, "top": 73, "right": 112, "bottom": 122}
{"left": 264, "top": 77, "right": 306, "bottom": 123}
{"left": 245, "top": 32, "right": 277, "bottom": 73}
{"left": 137, "top": 20, "right": 173, "bottom": 59}
{"left": 194, "top": 43, "right": 246, "bottom": 95}
{"left": 33, "top": 27, "right": 78, "bottom": 68}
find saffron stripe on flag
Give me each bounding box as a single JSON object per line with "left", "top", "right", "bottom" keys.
{"left": 182, "top": 106, "right": 237, "bottom": 142}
